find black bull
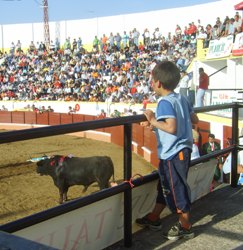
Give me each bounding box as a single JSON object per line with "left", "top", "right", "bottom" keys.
{"left": 36, "top": 155, "right": 115, "bottom": 204}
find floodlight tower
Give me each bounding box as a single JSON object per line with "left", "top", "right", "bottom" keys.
{"left": 43, "top": 0, "right": 50, "bottom": 48}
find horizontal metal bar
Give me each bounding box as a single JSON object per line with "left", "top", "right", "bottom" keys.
{"left": 0, "top": 115, "right": 146, "bottom": 144}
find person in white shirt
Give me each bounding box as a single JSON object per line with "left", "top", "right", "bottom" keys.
{"left": 191, "top": 143, "right": 200, "bottom": 160}
{"left": 179, "top": 70, "right": 190, "bottom": 98}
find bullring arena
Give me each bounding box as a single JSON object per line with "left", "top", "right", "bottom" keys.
{"left": 0, "top": 124, "right": 155, "bottom": 225}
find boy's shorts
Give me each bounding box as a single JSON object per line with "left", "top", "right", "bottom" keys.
{"left": 156, "top": 147, "right": 192, "bottom": 213}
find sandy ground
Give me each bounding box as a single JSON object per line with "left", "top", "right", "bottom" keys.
{"left": 0, "top": 132, "right": 155, "bottom": 225}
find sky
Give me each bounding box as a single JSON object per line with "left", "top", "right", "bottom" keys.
{"left": 0, "top": 0, "right": 222, "bottom": 25}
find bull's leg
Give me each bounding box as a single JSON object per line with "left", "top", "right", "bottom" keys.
{"left": 63, "top": 187, "right": 69, "bottom": 202}
{"left": 98, "top": 180, "right": 109, "bottom": 190}
{"left": 59, "top": 190, "right": 64, "bottom": 204}
{"left": 63, "top": 192, "right": 68, "bottom": 202}
{"left": 82, "top": 186, "right": 88, "bottom": 193}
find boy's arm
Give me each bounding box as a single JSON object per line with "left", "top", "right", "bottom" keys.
{"left": 144, "top": 109, "right": 176, "bottom": 135}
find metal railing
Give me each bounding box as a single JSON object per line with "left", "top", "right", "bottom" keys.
{"left": 0, "top": 103, "right": 242, "bottom": 248}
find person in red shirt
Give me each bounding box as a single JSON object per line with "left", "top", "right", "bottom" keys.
{"left": 190, "top": 22, "right": 197, "bottom": 37}
{"left": 196, "top": 67, "right": 209, "bottom": 107}
{"left": 97, "top": 109, "right": 106, "bottom": 119}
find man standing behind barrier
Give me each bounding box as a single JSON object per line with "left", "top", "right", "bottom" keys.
{"left": 196, "top": 67, "right": 209, "bottom": 107}
{"left": 202, "top": 133, "right": 223, "bottom": 185}
{"left": 179, "top": 70, "right": 190, "bottom": 98}
{"left": 136, "top": 61, "right": 199, "bottom": 240}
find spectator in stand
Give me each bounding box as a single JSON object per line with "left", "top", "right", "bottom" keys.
{"left": 190, "top": 22, "right": 197, "bottom": 37}
{"left": 122, "top": 31, "right": 129, "bottom": 48}
{"left": 68, "top": 106, "right": 76, "bottom": 114}
{"left": 215, "top": 17, "right": 222, "bottom": 31}
{"left": 47, "top": 106, "right": 54, "bottom": 112}
{"left": 143, "top": 28, "right": 151, "bottom": 48}
{"left": 175, "top": 24, "right": 182, "bottom": 38}
{"left": 114, "top": 33, "right": 122, "bottom": 50}
{"left": 101, "top": 34, "right": 108, "bottom": 52}
{"left": 220, "top": 16, "right": 230, "bottom": 37}
{"left": 9, "top": 42, "right": 15, "bottom": 55}
{"left": 29, "top": 41, "right": 36, "bottom": 53}
{"left": 197, "top": 28, "right": 207, "bottom": 40}
{"left": 0, "top": 105, "right": 8, "bottom": 111}
{"left": 55, "top": 38, "right": 60, "bottom": 52}
{"left": 92, "top": 36, "right": 99, "bottom": 52}
{"left": 196, "top": 67, "right": 209, "bottom": 107}
{"left": 212, "top": 24, "right": 220, "bottom": 40}
{"left": 16, "top": 40, "right": 22, "bottom": 53}
{"left": 228, "top": 18, "right": 235, "bottom": 36}
{"left": 233, "top": 14, "right": 242, "bottom": 35}
{"left": 97, "top": 109, "right": 106, "bottom": 119}
{"left": 153, "top": 27, "right": 162, "bottom": 45}
{"left": 72, "top": 38, "right": 77, "bottom": 52}
{"left": 178, "top": 70, "right": 190, "bottom": 99}
{"left": 204, "top": 24, "right": 213, "bottom": 48}
{"left": 197, "top": 19, "right": 203, "bottom": 30}
{"left": 110, "top": 109, "right": 121, "bottom": 118}
{"left": 142, "top": 93, "right": 151, "bottom": 110}
{"left": 49, "top": 40, "right": 55, "bottom": 51}
{"left": 77, "top": 37, "right": 82, "bottom": 50}
{"left": 184, "top": 25, "right": 189, "bottom": 37}
{"left": 108, "top": 32, "right": 115, "bottom": 49}
{"left": 132, "top": 28, "right": 140, "bottom": 47}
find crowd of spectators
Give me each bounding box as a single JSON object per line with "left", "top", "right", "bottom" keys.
{"left": 0, "top": 11, "right": 242, "bottom": 112}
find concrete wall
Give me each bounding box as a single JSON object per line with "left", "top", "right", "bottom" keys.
{"left": 0, "top": 0, "right": 239, "bottom": 51}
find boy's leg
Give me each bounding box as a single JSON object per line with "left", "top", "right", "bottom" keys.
{"left": 162, "top": 149, "right": 194, "bottom": 240}
{"left": 135, "top": 202, "right": 165, "bottom": 231}
{"left": 136, "top": 180, "right": 166, "bottom": 231}
{"left": 179, "top": 211, "right": 192, "bottom": 229}
{"left": 150, "top": 203, "right": 166, "bottom": 219}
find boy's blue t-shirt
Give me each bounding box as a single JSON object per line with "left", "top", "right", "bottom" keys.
{"left": 155, "top": 92, "right": 194, "bottom": 160}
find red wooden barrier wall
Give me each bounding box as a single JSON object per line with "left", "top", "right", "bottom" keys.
{"left": 61, "top": 114, "right": 73, "bottom": 124}
{"left": 12, "top": 111, "right": 25, "bottom": 124}
{"left": 36, "top": 112, "right": 49, "bottom": 125}
{"left": 0, "top": 111, "right": 11, "bottom": 123}
{"left": 0, "top": 111, "right": 215, "bottom": 168}
{"left": 25, "top": 112, "right": 37, "bottom": 124}
{"left": 49, "top": 113, "right": 61, "bottom": 125}
{"left": 223, "top": 125, "right": 232, "bottom": 148}
{"left": 132, "top": 123, "right": 144, "bottom": 156}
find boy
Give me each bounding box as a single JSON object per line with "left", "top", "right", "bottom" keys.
{"left": 136, "top": 61, "right": 199, "bottom": 240}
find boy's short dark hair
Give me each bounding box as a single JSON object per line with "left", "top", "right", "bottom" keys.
{"left": 208, "top": 133, "right": 215, "bottom": 139}
{"left": 152, "top": 61, "right": 180, "bottom": 91}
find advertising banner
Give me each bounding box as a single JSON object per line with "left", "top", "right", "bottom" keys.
{"left": 232, "top": 32, "right": 243, "bottom": 56}
{"left": 206, "top": 35, "right": 234, "bottom": 59}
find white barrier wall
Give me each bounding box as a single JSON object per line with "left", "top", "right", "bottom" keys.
{"left": 0, "top": 100, "right": 146, "bottom": 116}
{"left": 13, "top": 160, "right": 217, "bottom": 250}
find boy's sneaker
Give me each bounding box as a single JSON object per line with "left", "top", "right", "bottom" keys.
{"left": 135, "top": 214, "right": 162, "bottom": 231}
{"left": 163, "top": 222, "right": 194, "bottom": 240}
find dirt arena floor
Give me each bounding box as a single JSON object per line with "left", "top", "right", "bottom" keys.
{"left": 0, "top": 130, "right": 155, "bottom": 225}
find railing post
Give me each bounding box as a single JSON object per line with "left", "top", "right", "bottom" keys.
{"left": 123, "top": 124, "right": 132, "bottom": 247}
{"left": 231, "top": 103, "right": 239, "bottom": 187}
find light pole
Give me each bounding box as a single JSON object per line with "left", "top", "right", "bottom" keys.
{"left": 33, "top": 0, "right": 50, "bottom": 48}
